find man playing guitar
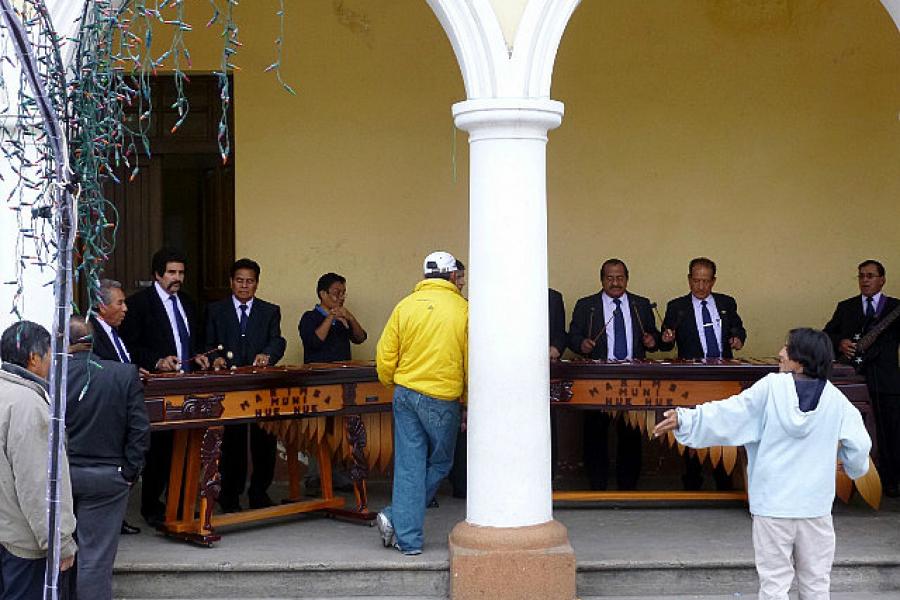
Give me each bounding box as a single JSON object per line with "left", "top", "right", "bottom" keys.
{"left": 824, "top": 259, "right": 900, "bottom": 497}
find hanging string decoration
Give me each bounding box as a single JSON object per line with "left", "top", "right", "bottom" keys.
{"left": 0, "top": 0, "right": 67, "bottom": 319}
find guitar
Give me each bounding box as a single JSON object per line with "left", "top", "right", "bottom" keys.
{"left": 851, "top": 301, "right": 900, "bottom": 372}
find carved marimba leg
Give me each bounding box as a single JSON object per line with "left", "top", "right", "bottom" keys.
{"left": 345, "top": 415, "right": 370, "bottom": 512}
{"left": 198, "top": 426, "right": 224, "bottom": 534}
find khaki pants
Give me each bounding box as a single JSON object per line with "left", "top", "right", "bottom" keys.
{"left": 752, "top": 515, "right": 835, "bottom": 600}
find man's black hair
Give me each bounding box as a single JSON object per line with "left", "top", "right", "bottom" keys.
{"left": 151, "top": 247, "right": 187, "bottom": 277}
{"left": 689, "top": 257, "right": 717, "bottom": 277}
{"left": 424, "top": 273, "right": 452, "bottom": 281}
{"left": 858, "top": 260, "right": 885, "bottom": 277}
{"left": 786, "top": 327, "right": 834, "bottom": 380}
{"left": 600, "top": 258, "right": 629, "bottom": 280}
{"left": 0, "top": 321, "right": 51, "bottom": 368}
{"left": 231, "top": 258, "right": 261, "bottom": 279}
{"left": 317, "top": 272, "right": 346, "bottom": 297}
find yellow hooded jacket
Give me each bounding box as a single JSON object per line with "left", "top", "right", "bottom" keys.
{"left": 376, "top": 278, "right": 468, "bottom": 401}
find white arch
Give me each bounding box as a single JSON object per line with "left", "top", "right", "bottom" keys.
{"left": 427, "top": 0, "right": 581, "bottom": 99}
{"left": 509, "top": 0, "right": 581, "bottom": 98}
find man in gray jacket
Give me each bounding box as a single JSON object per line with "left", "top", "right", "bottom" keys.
{"left": 0, "top": 321, "right": 76, "bottom": 599}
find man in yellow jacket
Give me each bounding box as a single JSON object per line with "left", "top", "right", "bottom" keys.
{"left": 375, "top": 251, "right": 468, "bottom": 556}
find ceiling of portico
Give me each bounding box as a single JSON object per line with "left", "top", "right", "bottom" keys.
{"left": 489, "top": 0, "right": 529, "bottom": 49}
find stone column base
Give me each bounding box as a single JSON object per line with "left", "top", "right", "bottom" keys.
{"left": 449, "top": 519, "right": 576, "bottom": 600}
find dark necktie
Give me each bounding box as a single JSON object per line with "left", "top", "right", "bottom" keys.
{"left": 866, "top": 296, "right": 875, "bottom": 319}
{"left": 701, "top": 300, "right": 721, "bottom": 359}
{"left": 239, "top": 304, "right": 248, "bottom": 336}
{"left": 612, "top": 298, "right": 628, "bottom": 360}
{"left": 111, "top": 328, "right": 130, "bottom": 364}
{"left": 169, "top": 295, "right": 191, "bottom": 370}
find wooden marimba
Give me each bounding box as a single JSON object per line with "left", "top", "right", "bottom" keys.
{"left": 143, "top": 362, "right": 392, "bottom": 545}
{"left": 550, "top": 358, "right": 880, "bottom": 507}
{"left": 145, "top": 358, "right": 880, "bottom": 545}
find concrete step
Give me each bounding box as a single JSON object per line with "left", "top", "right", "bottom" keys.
{"left": 577, "top": 559, "right": 900, "bottom": 597}
{"left": 113, "top": 563, "right": 448, "bottom": 598}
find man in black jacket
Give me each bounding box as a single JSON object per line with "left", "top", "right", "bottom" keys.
{"left": 206, "top": 258, "right": 287, "bottom": 511}
{"left": 568, "top": 259, "right": 662, "bottom": 490}
{"left": 659, "top": 257, "right": 746, "bottom": 359}
{"left": 824, "top": 259, "right": 900, "bottom": 496}
{"left": 659, "top": 257, "right": 747, "bottom": 490}
{"left": 119, "top": 247, "right": 208, "bottom": 525}
{"left": 65, "top": 317, "right": 149, "bottom": 600}
{"left": 89, "top": 278, "right": 144, "bottom": 534}
{"left": 549, "top": 288, "right": 567, "bottom": 360}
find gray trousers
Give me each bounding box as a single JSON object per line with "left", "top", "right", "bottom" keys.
{"left": 69, "top": 464, "right": 131, "bottom": 600}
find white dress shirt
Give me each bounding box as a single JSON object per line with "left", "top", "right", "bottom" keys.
{"left": 155, "top": 281, "right": 190, "bottom": 361}
{"left": 602, "top": 291, "right": 633, "bottom": 360}
{"left": 691, "top": 294, "right": 723, "bottom": 357}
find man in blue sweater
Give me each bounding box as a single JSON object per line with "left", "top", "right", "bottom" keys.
{"left": 654, "top": 328, "right": 871, "bottom": 600}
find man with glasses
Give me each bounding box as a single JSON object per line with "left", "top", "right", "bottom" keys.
{"left": 659, "top": 257, "right": 747, "bottom": 490}
{"left": 298, "top": 272, "right": 367, "bottom": 364}
{"left": 298, "top": 272, "right": 367, "bottom": 493}
{"left": 824, "top": 259, "right": 900, "bottom": 496}
{"left": 567, "top": 258, "right": 662, "bottom": 490}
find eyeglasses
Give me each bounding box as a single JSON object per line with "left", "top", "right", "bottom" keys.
{"left": 857, "top": 273, "right": 883, "bottom": 280}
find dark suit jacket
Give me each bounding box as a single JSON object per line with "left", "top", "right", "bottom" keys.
{"left": 824, "top": 295, "right": 900, "bottom": 392}
{"left": 89, "top": 316, "right": 120, "bottom": 362}
{"left": 658, "top": 293, "right": 747, "bottom": 359}
{"left": 205, "top": 296, "right": 287, "bottom": 367}
{"left": 65, "top": 350, "right": 150, "bottom": 481}
{"left": 119, "top": 285, "right": 203, "bottom": 371}
{"left": 567, "top": 291, "right": 661, "bottom": 360}
{"left": 549, "top": 288, "right": 567, "bottom": 354}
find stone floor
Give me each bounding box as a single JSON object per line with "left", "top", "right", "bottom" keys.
{"left": 113, "top": 478, "right": 900, "bottom": 598}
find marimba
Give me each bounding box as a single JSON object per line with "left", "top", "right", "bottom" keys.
{"left": 146, "top": 358, "right": 879, "bottom": 545}
{"left": 549, "top": 358, "right": 880, "bottom": 507}
{"left": 143, "top": 362, "right": 392, "bottom": 545}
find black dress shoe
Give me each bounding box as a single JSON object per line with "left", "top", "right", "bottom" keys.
{"left": 884, "top": 484, "right": 900, "bottom": 498}
{"left": 248, "top": 492, "right": 274, "bottom": 509}
{"left": 120, "top": 520, "right": 141, "bottom": 535}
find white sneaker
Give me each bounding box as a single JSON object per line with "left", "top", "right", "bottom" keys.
{"left": 376, "top": 511, "right": 395, "bottom": 548}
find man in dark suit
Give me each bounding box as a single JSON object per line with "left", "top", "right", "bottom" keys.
{"left": 119, "top": 247, "right": 208, "bottom": 525}
{"left": 659, "top": 257, "right": 747, "bottom": 490}
{"left": 65, "top": 317, "right": 149, "bottom": 600}
{"left": 824, "top": 259, "right": 900, "bottom": 496}
{"left": 568, "top": 258, "right": 662, "bottom": 490}
{"left": 206, "top": 258, "right": 287, "bottom": 511}
{"left": 89, "top": 278, "right": 144, "bottom": 534}
{"left": 549, "top": 288, "right": 567, "bottom": 360}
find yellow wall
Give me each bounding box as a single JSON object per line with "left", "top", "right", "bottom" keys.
{"left": 173, "top": 1, "right": 900, "bottom": 362}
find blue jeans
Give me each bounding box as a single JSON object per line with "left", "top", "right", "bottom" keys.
{"left": 383, "top": 386, "right": 460, "bottom": 552}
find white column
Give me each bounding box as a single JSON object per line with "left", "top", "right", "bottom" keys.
{"left": 455, "top": 97, "right": 563, "bottom": 528}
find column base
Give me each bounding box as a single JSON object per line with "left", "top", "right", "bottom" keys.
{"left": 449, "top": 519, "right": 576, "bottom": 600}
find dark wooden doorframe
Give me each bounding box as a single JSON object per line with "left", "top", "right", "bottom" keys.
{"left": 95, "top": 75, "right": 235, "bottom": 307}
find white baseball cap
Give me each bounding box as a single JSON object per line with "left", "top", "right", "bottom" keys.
{"left": 423, "top": 251, "right": 458, "bottom": 275}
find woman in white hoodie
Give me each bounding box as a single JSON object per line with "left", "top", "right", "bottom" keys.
{"left": 654, "top": 327, "right": 872, "bottom": 600}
